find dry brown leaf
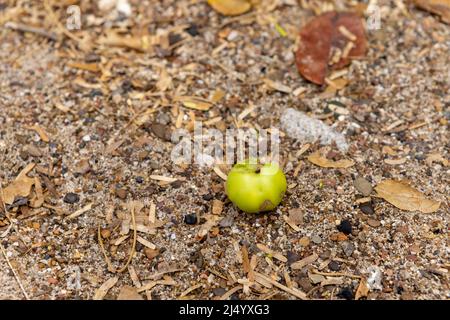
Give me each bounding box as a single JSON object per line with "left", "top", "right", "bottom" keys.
{"left": 414, "top": 0, "right": 450, "bottom": 24}
{"left": 1, "top": 164, "right": 36, "bottom": 205}
{"left": 375, "top": 180, "right": 441, "bottom": 213}
{"left": 296, "top": 11, "right": 367, "bottom": 84}
{"left": 307, "top": 151, "right": 354, "bottom": 168}
{"left": 30, "top": 177, "right": 44, "bottom": 208}
{"left": 355, "top": 278, "right": 369, "bottom": 300}
{"left": 207, "top": 0, "right": 252, "bottom": 16}
{"left": 117, "top": 285, "right": 144, "bottom": 300}
{"left": 93, "top": 277, "right": 119, "bottom": 300}
{"left": 197, "top": 215, "right": 222, "bottom": 239}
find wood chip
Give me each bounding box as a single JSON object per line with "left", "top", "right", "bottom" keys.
{"left": 212, "top": 199, "right": 224, "bottom": 215}
{"left": 291, "top": 253, "right": 319, "bottom": 270}
{"left": 197, "top": 215, "right": 222, "bottom": 239}
{"left": 219, "top": 286, "right": 243, "bottom": 300}
{"left": 113, "top": 235, "right": 130, "bottom": 246}
{"left": 176, "top": 96, "right": 213, "bottom": 111}
{"left": 128, "top": 265, "right": 142, "bottom": 288}
{"left": 66, "top": 203, "right": 93, "bottom": 220}
{"left": 256, "top": 243, "right": 287, "bottom": 263}
{"left": 149, "top": 201, "right": 156, "bottom": 224}
{"left": 254, "top": 272, "right": 307, "bottom": 300}
{"left": 137, "top": 236, "right": 156, "bottom": 249}
{"left": 130, "top": 224, "right": 157, "bottom": 235}
{"left": 384, "top": 158, "right": 407, "bottom": 165}
{"left": 213, "top": 166, "right": 227, "bottom": 180}
{"left": 149, "top": 175, "right": 178, "bottom": 183}
{"left": 179, "top": 283, "right": 203, "bottom": 298}
{"left": 93, "top": 277, "right": 119, "bottom": 300}
{"left": 27, "top": 125, "right": 50, "bottom": 142}
{"left": 283, "top": 215, "right": 301, "bottom": 232}
{"left": 263, "top": 78, "right": 292, "bottom": 93}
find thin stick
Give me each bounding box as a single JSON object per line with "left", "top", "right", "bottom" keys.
{"left": 0, "top": 242, "right": 30, "bottom": 300}
{"left": 4, "top": 22, "right": 59, "bottom": 41}
{"left": 98, "top": 203, "right": 137, "bottom": 273}
{"left": 311, "top": 269, "right": 362, "bottom": 279}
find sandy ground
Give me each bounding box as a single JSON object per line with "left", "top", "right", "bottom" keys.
{"left": 0, "top": 0, "right": 448, "bottom": 300}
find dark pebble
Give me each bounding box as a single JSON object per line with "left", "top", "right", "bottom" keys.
{"left": 202, "top": 194, "right": 213, "bottom": 201}
{"left": 185, "top": 24, "right": 200, "bottom": 36}
{"left": 85, "top": 53, "right": 100, "bottom": 63}
{"left": 287, "top": 251, "right": 300, "bottom": 265}
{"left": 359, "top": 202, "right": 375, "bottom": 215}
{"left": 89, "top": 89, "right": 103, "bottom": 97}
{"left": 212, "top": 288, "right": 227, "bottom": 296}
{"left": 338, "top": 287, "right": 354, "bottom": 300}
{"left": 135, "top": 176, "right": 144, "bottom": 184}
{"left": 184, "top": 214, "right": 197, "bottom": 225}
{"left": 121, "top": 80, "right": 133, "bottom": 93}
{"left": 150, "top": 123, "right": 171, "bottom": 141}
{"left": 172, "top": 180, "right": 182, "bottom": 189}
{"left": 63, "top": 193, "right": 80, "bottom": 204}
{"left": 230, "top": 293, "right": 240, "bottom": 300}
{"left": 329, "top": 260, "right": 341, "bottom": 271}
{"left": 415, "top": 153, "right": 426, "bottom": 161}
{"left": 337, "top": 219, "right": 352, "bottom": 235}
{"left": 168, "top": 32, "right": 182, "bottom": 46}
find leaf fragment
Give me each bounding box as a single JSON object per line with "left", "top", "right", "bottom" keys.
{"left": 295, "top": 11, "right": 367, "bottom": 85}
{"left": 374, "top": 180, "right": 441, "bottom": 213}
{"left": 207, "top": 0, "right": 251, "bottom": 16}
{"left": 308, "top": 151, "right": 354, "bottom": 168}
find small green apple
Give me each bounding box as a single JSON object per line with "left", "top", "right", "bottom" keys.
{"left": 226, "top": 160, "right": 287, "bottom": 213}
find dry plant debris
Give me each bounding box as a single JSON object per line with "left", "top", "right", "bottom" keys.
{"left": 413, "top": 0, "right": 450, "bottom": 24}
{"left": 0, "top": 0, "right": 448, "bottom": 301}
{"left": 374, "top": 180, "right": 441, "bottom": 213}
{"left": 295, "top": 11, "right": 367, "bottom": 84}
{"left": 307, "top": 150, "right": 355, "bottom": 168}
{"left": 207, "top": 0, "right": 252, "bottom": 16}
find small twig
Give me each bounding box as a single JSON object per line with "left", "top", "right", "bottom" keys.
{"left": 0, "top": 242, "right": 30, "bottom": 300}
{"left": 98, "top": 202, "right": 137, "bottom": 273}
{"left": 4, "top": 22, "right": 59, "bottom": 41}
{"left": 311, "top": 269, "right": 362, "bottom": 279}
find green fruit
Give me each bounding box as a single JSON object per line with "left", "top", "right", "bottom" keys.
{"left": 226, "top": 160, "right": 287, "bottom": 213}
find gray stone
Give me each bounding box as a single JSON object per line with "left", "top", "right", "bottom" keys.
{"left": 354, "top": 177, "right": 373, "bottom": 196}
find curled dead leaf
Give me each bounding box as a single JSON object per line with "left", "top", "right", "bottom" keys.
{"left": 308, "top": 151, "right": 354, "bottom": 168}
{"left": 375, "top": 180, "right": 441, "bottom": 213}
{"left": 1, "top": 163, "right": 36, "bottom": 205}
{"left": 295, "top": 11, "right": 367, "bottom": 85}
{"left": 207, "top": 0, "right": 252, "bottom": 16}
